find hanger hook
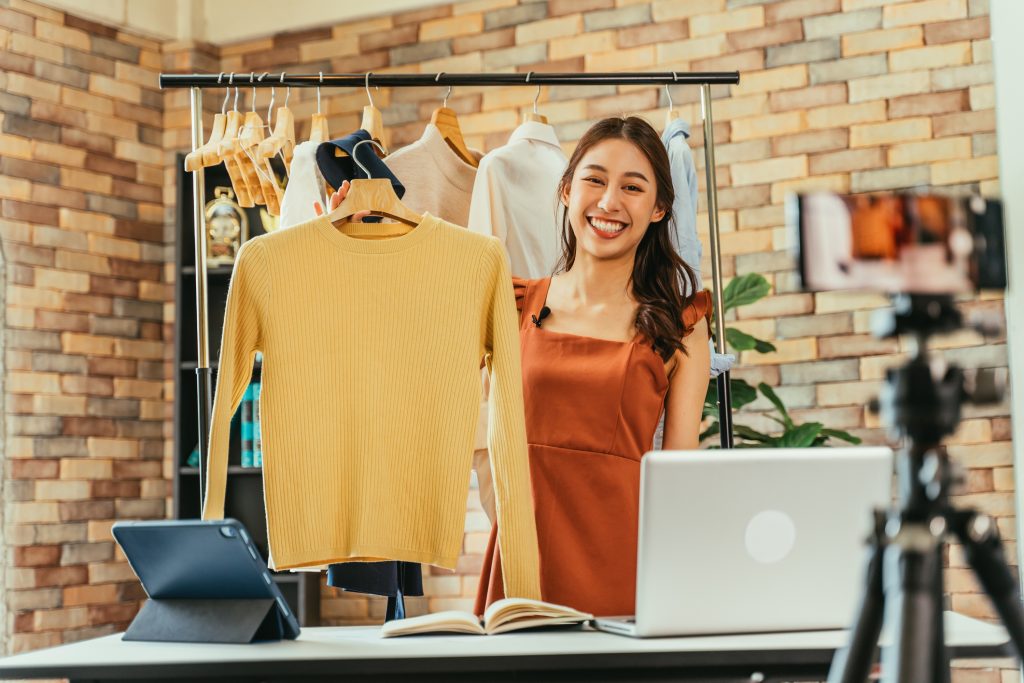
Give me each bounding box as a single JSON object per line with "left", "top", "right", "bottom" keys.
{"left": 351, "top": 138, "right": 387, "bottom": 179}
{"left": 249, "top": 72, "right": 257, "bottom": 113}
{"left": 218, "top": 72, "right": 228, "bottom": 114}
{"left": 435, "top": 72, "right": 451, "bottom": 108}
{"left": 317, "top": 71, "right": 323, "bottom": 114}
{"left": 281, "top": 72, "right": 290, "bottom": 108}
{"left": 526, "top": 71, "right": 541, "bottom": 114}
{"left": 261, "top": 72, "right": 274, "bottom": 126}
{"left": 365, "top": 72, "right": 375, "bottom": 108}
{"left": 230, "top": 72, "right": 239, "bottom": 112}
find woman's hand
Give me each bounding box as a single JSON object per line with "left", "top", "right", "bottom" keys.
{"left": 313, "top": 180, "right": 370, "bottom": 221}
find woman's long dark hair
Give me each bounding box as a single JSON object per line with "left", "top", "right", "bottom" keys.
{"left": 554, "top": 116, "right": 700, "bottom": 361}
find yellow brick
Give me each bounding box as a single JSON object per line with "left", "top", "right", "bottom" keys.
{"left": 710, "top": 93, "right": 770, "bottom": 122}
{"left": 731, "top": 155, "right": 808, "bottom": 187}
{"left": 931, "top": 155, "right": 998, "bottom": 185}
{"left": 550, "top": 30, "right": 616, "bottom": 60}
{"left": 690, "top": 5, "right": 763, "bottom": 36}
{"left": 8, "top": 371, "right": 60, "bottom": 394}
{"left": 817, "top": 380, "right": 885, "bottom": 407}
{"left": 842, "top": 27, "right": 923, "bottom": 57}
{"left": 720, "top": 228, "right": 774, "bottom": 254}
{"left": 734, "top": 65, "right": 807, "bottom": 95}
{"left": 585, "top": 45, "right": 655, "bottom": 72}
{"left": 815, "top": 291, "right": 890, "bottom": 313}
{"left": 770, "top": 173, "right": 850, "bottom": 204}
{"left": 60, "top": 208, "right": 115, "bottom": 233}
{"left": 731, "top": 110, "right": 806, "bottom": 142}
{"left": 36, "top": 269, "right": 90, "bottom": 294}
{"left": 656, "top": 34, "right": 728, "bottom": 64}
{"left": 458, "top": 109, "right": 518, "bottom": 136}
{"left": 34, "top": 20, "right": 90, "bottom": 50}
{"left": 482, "top": 87, "right": 537, "bottom": 111}
{"left": 88, "top": 234, "right": 140, "bottom": 260}
{"left": 6, "top": 73, "right": 60, "bottom": 102}
{"left": 807, "top": 100, "right": 886, "bottom": 129}
{"left": 848, "top": 70, "right": 931, "bottom": 103}
{"left": 890, "top": 41, "right": 972, "bottom": 72}
{"left": 62, "top": 332, "right": 115, "bottom": 356}
{"left": 946, "top": 418, "right": 993, "bottom": 445}
{"left": 0, "top": 133, "right": 33, "bottom": 159}
{"left": 850, "top": 117, "right": 931, "bottom": 147}
{"left": 299, "top": 38, "right": 359, "bottom": 63}
{"left": 652, "top": 0, "right": 726, "bottom": 21}
{"left": 887, "top": 136, "right": 971, "bottom": 166}
{"left": 60, "top": 168, "right": 112, "bottom": 195}
{"left": 34, "top": 140, "right": 86, "bottom": 167}
{"left": 515, "top": 15, "right": 581, "bottom": 44}
{"left": 417, "top": 51, "right": 484, "bottom": 75}
{"left": 113, "top": 378, "right": 164, "bottom": 400}
{"left": 0, "top": 175, "right": 31, "bottom": 201}
{"left": 882, "top": 0, "right": 967, "bottom": 28}
{"left": 61, "top": 459, "right": 113, "bottom": 480}
{"left": 33, "top": 394, "right": 87, "bottom": 416}
{"left": 89, "top": 74, "right": 142, "bottom": 104}
{"left": 10, "top": 32, "right": 64, "bottom": 61}
{"left": 742, "top": 338, "right": 817, "bottom": 366}
{"left": 993, "top": 467, "right": 1014, "bottom": 492}
{"left": 970, "top": 84, "right": 994, "bottom": 111}
{"left": 524, "top": 99, "right": 586, "bottom": 125}
{"left": 87, "top": 437, "right": 139, "bottom": 459}
{"left": 420, "top": 14, "right": 483, "bottom": 41}
{"left": 36, "top": 480, "right": 91, "bottom": 501}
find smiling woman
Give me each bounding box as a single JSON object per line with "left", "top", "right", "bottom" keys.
{"left": 475, "top": 116, "right": 713, "bottom": 618}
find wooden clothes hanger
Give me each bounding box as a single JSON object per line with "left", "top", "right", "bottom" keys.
{"left": 213, "top": 76, "right": 254, "bottom": 207}
{"left": 326, "top": 139, "right": 422, "bottom": 238}
{"left": 360, "top": 72, "right": 386, "bottom": 149}
{"left": 185, "top": 73, "right": 228, "bottom": 171}
{"left": 430, "top": 74, "right": 477, "bottom": 168}
{"left": 308, "top": 71, "right": 330, "bottom": 145}
{"left": 257, "top": 73, "right": 296, "bottom": 172}
{"left": 523, "top": 72, "right": 548, "bottom": 125}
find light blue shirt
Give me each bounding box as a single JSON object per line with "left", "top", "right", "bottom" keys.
{"left": 661, "top": 117, "right": 703, "bottom": 293}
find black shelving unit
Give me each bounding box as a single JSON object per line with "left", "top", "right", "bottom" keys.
{"left": 173, "top": 155, "right": 320, "bottom": 625}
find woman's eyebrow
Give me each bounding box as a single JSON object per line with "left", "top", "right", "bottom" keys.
{"left": 582, "top": 164, "right": 649, "bottom": 183}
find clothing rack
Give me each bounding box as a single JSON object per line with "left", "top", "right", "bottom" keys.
{"left": 160, "top": 69, "right": 740, "bottom": 513}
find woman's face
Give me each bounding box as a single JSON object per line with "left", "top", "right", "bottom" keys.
{"left": 562, "top": 138, "right": 666, "bottom": 263}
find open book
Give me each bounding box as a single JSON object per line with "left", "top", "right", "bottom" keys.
{"left": 380, "top": 598, "right": 592, "bottom": 637}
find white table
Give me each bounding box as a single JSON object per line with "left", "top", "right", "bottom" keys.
{"left": 0, "top": 612, "right": 1011, "bottom": 682}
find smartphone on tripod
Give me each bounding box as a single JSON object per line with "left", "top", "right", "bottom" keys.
{"left": 788, "top": 191, "right": 1017, "bottom": 683}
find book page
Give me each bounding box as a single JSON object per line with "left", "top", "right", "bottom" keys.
{"left": 483, "top": 598, "right": 592, "bottom": 634}
{"left": 379, "top": 611, "right": 484, "bottom": 638}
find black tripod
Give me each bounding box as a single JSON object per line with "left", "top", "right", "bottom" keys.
{"left": 828, "top": 294, "right": 1024, "bottom": 683}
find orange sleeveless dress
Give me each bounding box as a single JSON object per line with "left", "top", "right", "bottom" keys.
{"left": 475, "top": 277, "right": 712, "bottom": 617}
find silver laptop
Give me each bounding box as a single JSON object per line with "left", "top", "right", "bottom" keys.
{"left": 594, "top": 447, "right": 893, "bottom": 637}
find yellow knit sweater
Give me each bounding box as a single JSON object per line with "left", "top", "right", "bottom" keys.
{"left": 203, "top": 213, "right": 541, "bottom": 599}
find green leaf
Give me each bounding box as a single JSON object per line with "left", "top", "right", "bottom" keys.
{"left": 700, "top": 422, "right": 720, "bottom": 443}
{"left": 723, "top": 273, "right": 771, "bottom": 312}
{"left": 820, "top": 428, "right": 863, "bottom": 445}
{"left": 725, "top": 328, "right": 758, "bottom": 351}
{"left": 733, "top": 424, "right": 774, "bottom": 443}
{"left": 754, "top": 339, "right": 777, "bottom": 353}
{"left": 758, "top": 382, "right": 793, "bottom": 429}
{"left": 729, "top": 379, "right": 758, "bottom": 410}
{"left": 778, "top": 422, "right": 824, "bottom": 447}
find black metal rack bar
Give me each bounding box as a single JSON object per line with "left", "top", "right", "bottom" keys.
{"left": 160, "top": 71, "right": 740, "bottom": 89}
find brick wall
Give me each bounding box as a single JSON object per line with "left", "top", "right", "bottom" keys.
{"left": 0, "top": 0, "right": 172, "bottom": 654}
{"left": 2, "top": 0, "right": 1016, "bottom": 678}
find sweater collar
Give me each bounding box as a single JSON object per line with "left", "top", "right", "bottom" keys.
{"left": 508, "top": 120, "right": 561, "bottom": 149}
{"left": 313, "top": 212, "right": 439, "bottom": 254}
{"left": 407, "top": 123, "right": 481, "bottom": 189}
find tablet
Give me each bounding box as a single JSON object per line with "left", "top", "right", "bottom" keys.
{"left": 112, "top": 518, "right": 300, "bottom": 640}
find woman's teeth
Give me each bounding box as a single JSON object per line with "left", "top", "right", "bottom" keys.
{"left": 589, "top": 217, "right": 627, "bottom": 234}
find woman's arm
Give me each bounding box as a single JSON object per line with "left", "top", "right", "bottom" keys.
{"left": 662, "top": 318, "right": 711, "bottom": 450}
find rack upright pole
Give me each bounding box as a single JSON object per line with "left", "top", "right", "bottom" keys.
{"left": 189, "top": 86, "right": 213, "bottom": 505}
{"left": 701, "top": 84, "right": 733, "bottom": 449}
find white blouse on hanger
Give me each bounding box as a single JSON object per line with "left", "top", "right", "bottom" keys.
{"left": 468, "top": 121, "right": 566, "bottom": 278}
{"left": 278, "top": 140, "right": 326, "bottom": 229}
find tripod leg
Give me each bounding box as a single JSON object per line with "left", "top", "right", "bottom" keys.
{"left": 931, "top": 540, "right": 950, "bottom": 683}
{"left": 880, "top": 526, "right": 941, "bottom": 683}
{"left": 829, "top": 510, "right": 887, "bottom": 683}
{"left": 951, "top": 510, "right": 1024, "bottom": 661}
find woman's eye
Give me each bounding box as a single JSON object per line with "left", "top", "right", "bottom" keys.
{"left": 625, "top": 184, "right": 643, "bottom": 192}
{"left": 583, "top": 177, "right": 603, "bottom": 185}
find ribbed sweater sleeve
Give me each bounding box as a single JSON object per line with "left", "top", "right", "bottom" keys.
{"left": 483, "top": 241, "right": 542, "bottom": 600}
{"left": 203, "top": 239, "right": 267, "bottom": 519}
